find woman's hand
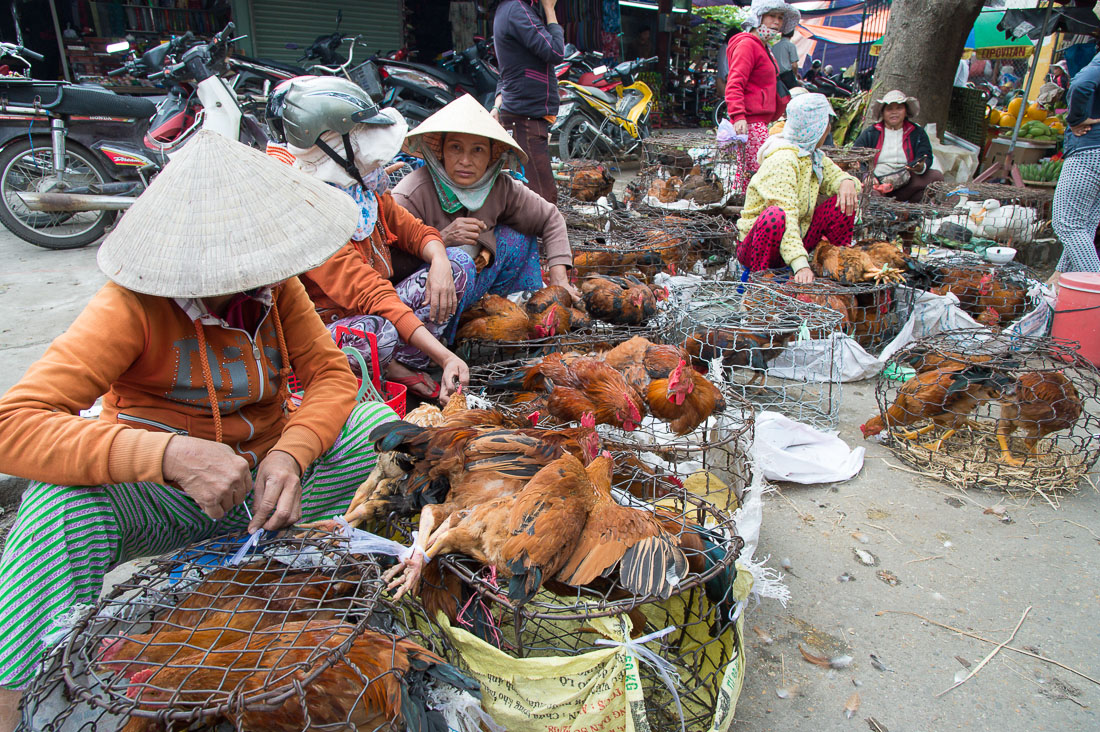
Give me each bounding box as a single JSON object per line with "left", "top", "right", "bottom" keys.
{"left": 1071, "top": 118, "right": 1100, "bottom": 136}
{"left": 440, "top": 217, "right": 486, "bottom": 247}
{"left": 836, "top": 179, "right": 859, "bottom": 217}
{"left": 162, "top": 435, "right": 252, "bottom": 521}
{"left": 792, "top": 267, "right": 815, "bottom": 284}
{"left": 438, "top": 355, "right": 470, "bottom": 403}
{"left": 425, "top": 257, "right": 458, "bottom": 325}
{"left": 250, "top": 450, "right": 303, "bottom": 532}
{"left": 547, "top": 264, "right": 582, "bottom": 303}
{"left": 732, "top": 119, "right": 748, "bottom": 136}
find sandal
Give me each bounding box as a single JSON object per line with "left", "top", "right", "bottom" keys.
{"left": 388, "top": 371, "right": 440, "bottom": 399}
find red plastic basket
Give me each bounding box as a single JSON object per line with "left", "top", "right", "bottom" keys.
{"left": 288, "top": 327, "right": 406, "bottom": 417}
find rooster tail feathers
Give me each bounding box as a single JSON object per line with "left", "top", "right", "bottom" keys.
{"left": 399, "top": 650, "right": 483, "bottom": 732}
{"left": 369, "top": 421, "right": 426, "bottom": 454}
{"left": 619, "top": 535, "right": 689, "bottom": 600}
{"left": 505, "top": 554, "right": 542, "bottom": 605}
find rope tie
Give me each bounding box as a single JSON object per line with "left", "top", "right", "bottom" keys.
{"left": 193, "top": 320, "right": 223, "bottom": 444}
{"left": 270, "top": 294, "right": 291, "bottom": 405}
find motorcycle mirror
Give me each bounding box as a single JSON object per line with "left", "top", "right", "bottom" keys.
{"left": 336, "top": 9, "right": 343, "bottom": 30}
{"left": 285, "top": 42, "right": 299, "bottom": 49}
{"left": 106, "top": 41, "right": 130, "bottom": 54}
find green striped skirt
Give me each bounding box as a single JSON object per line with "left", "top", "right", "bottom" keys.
{"left": 0, "top": 400, "right": 397, "bottom": 689}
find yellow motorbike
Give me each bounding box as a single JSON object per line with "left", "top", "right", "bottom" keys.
{"left": 553, "top": 56, "right": 656, "bottom": 160}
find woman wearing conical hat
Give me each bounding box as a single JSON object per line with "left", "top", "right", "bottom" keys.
{"left": 267, "top": 77, "right": 472, "bottom": 401}
{"left": 0, "top": 131, "right": 399, "bottom": 726}
{"left": 392, "top": 94, "right": 578, "bottom": 322}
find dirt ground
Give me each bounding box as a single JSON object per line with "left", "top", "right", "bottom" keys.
{"left": 0, "top": 227, "right": 1097, "bottom": 731}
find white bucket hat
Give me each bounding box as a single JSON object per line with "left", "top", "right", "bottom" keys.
{"left": 97, "top": 130, "right": 358, "bottom": 298}
{"left": 744, "top": 0, "right": 801, "bottom": 35}
{"left": 869, "top": 90, "right": 920, "bottom": 123}
{"left": 404, "top": 94, "right": 528, "bottom": 165}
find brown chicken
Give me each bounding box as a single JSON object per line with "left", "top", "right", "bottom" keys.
{"left": 569, "top": 163, "right": 614, "bottom": 202}
{"left": 421, "top": 452, "right": 687, "bottom": 603}
{"left": 812, "top": 240, "right": 905, "bottom": 285}
{"left": 996, "top": 371, "right": 1083, "bottom": 466}
{"left": 930, "top": 268, "right": 1028, "bottom": 323}
{"left": 120, "top": 620, "right": 481, "bottom": 732}
{"left": 684, "top": 327, "right": 796, "bottom": 385}
{"left": 647, "top": 176, "right": 682, "bottom": 203}
{"left": 602, "top": 336, "right": 726, "bottom": 434}
{"left": 457, "top": 293, "right": 568, "bottom": 342}
{"left": 99, "top": 566, "right": 359, "bottom": 681}
{"left": 522, "top": 351, "right": 647, "bottom": 430}
{"left": 582, "top": 275, "right": 657, "bottom": 326}
{"left": 860, "top": 366, "right": 1001, "bottom": 451}
{"left": 678, "top": 170, "right": 724, "bottom": 205}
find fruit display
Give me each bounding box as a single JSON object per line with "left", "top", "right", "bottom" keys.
{"left": 1017, "top": 159, "right": 1063, "bottom": 182}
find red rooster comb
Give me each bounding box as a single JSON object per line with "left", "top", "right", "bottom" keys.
{"left": 527, "top": 411, "right": 541, "bottom": 425}
{"left": 581, "top": 412, "right": 596, "bottom": 428}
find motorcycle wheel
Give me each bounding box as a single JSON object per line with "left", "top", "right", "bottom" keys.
{"left": 0, "top": 138, "right": 117, "bottom": 250}
{"left": 558, "top": 115, "right": 600, "bottom": 161}
{"left": 712, "top": 100, "right": 727, "bottom": 128}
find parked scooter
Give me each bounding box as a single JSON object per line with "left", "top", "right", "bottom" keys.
{"left": 554, "top": 44, "right": 618, "bottom": 91}
{"left": 1, "top": 24, "right": 263, "bottom": 249}
{"left": 554, "top": 57, "right": 657, "bottom": 161}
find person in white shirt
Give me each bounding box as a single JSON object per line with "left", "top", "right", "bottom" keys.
{"left": 852, "top": 89, "right": 944, "bottom": 202}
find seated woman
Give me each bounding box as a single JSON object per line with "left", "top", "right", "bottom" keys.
{"left": 392, "top": 94, "right": 578, "bottom": 328}
{"left": 268, "top": 77, "right": 471, "bottom": 400}
{"left": 852, "top": 89, "right": 943, "bottom": 203}
{"left": 0, "top": 131, "right": 398, "bottom": 730}
{"left": 736, "top": 92, "right": 861, "bottom": 284}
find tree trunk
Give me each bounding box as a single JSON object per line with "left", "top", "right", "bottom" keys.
{"left": 865, "top": 0, "right": 985, "bottom": 138}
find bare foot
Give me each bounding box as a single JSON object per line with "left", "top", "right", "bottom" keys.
{"left": 386, "top": 362, "right": 440, "bottom": 399}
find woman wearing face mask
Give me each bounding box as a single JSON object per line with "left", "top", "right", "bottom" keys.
{"left": 725, "top": 0, "right": 799, "bottom": 195}
{"left": 392, "top": 95, "right": 578, "bottom": 330}
{"left": 735, "top": 92, "right": 861, "bottom": 285}
{"left": 267, "top": 77, "right": 471, "bottom": 402}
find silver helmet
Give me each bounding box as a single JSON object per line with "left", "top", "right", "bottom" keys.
{"left": 267, "top": 76, "right": 393, "bottom": 149}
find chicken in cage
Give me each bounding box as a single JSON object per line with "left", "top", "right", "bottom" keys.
{"left": 925, "top": 252, "right": 1039, "bottom": 331}
{"left": 553, "top": 159, "right": 616, "bottom": 202}
{"left": 637, "top": 131, "right": 746, "bottom": 211}
{"left": 665, "top": 281, "right": 845, "bottom": 429}
{"left": 857, "top": 196, "right": 963, "bottom": 250}
{"left": 419, "top": 486, "right": 747, "bottom": 732}
{"left": 22, "top": 529, "right": 497, "bottom": 732}
{"left": 865, "top": 331, "right": 1100, "bottom": 498}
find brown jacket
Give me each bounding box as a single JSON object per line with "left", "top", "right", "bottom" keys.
{"left": 301, "top": 192, "right": 442, "bottom": 341}
{"left": 392, "top": 167, "right": 572, "bottom": 270}
{"left": 0, "top": 278, "right": 357, "bottom": 487}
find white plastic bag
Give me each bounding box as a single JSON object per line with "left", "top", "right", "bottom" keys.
{"left": 768, "top": 332, "right": 884, "bottom": 383}
{"left": 879, "top": 286, "right": 982, "bottom": 362}
{"left": 751, "top": 411, "right": 865, "bottom": 484}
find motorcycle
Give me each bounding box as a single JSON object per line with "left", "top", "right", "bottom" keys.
{"left": 1, "top": 24, "right": 263, "bottom": 249}
{"left": 435, "top": 38, "right": 500, "bottom": 110}
{"left": 554, "top": 57, "right": 657, "bottom": 161}
{"left": 554, "top": 44, "right": 618, "bottom": 91}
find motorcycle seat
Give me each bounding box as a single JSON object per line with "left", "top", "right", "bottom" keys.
{"left": 0, "top": 81, "right": 156, "bottom": 118}
{"left": 580, "top": 84, "right": 617, "bottom": 107}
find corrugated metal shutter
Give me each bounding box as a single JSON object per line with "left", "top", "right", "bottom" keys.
{"left": 251, "top": 1, "right": 404, "bottom": 65}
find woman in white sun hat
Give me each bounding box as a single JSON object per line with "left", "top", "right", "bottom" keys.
{"left": 853, "top": 89, "right": 942, "bottom": 202}
{"left": 0, "top": 131, "right": 399, "bottom": 729}
{"left": 393, "top": 95, "right": 578, "bottom": 330}
{"left": 725, "top": 0, "right": 799, "bottom": 194}
{"left": 267, "top": 76, "right": 472, "bottom": 402}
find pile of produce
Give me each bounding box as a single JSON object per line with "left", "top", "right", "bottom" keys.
{"left": 1017, "top": 160, "right": 1063, "bottom": 183}
{"left": 988, "top": 100, "right": 1065, "bottom": 139}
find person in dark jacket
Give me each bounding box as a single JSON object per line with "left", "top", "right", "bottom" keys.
{"left": 491, "top": 0, "right": 565, "bottom": 204}
{"left": 1051, "top": 53, "right": 1100, "bottom": 286}
{"left": 852, "top": 89, "right": 942, "bottom": 203}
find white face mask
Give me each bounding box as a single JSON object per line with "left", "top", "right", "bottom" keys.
{"left": 289, "top": 109, "right": 408, "bottom": 186}
{"left": 756, "top": 26, "right": 781, "bottom": 46}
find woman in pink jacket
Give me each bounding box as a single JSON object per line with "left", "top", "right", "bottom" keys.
{"left": 725, "top": 0, "right": 800, "bottom": 194}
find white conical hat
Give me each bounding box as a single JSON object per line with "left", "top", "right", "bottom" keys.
{"left": 98, "top": 130, "right": 358, "bottom": 298}
{"left": 404, "top": 94, "right": 527, "bottom": 164}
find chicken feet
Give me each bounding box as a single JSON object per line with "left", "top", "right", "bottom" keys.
{"left": 383, "top": 505, "right": 449, "bottom": 600}
{"left": 919, "top": 428, "right": 957, "bottom": 452}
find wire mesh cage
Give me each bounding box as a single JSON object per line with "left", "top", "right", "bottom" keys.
{"left": 24, "top": 529, "right": 488, "bottom": 732}
{"left": 457, "top": 321, "right": 662, "bottom": 365}
{"left": 661, "top": 280, "right": 846, "bottom": 430}
{"left": 638, "top": 130, "right": 744, "bottom": 211}
{"left": 553, "top": 159, "right": 617, "bottom": 203}
{"left": 868, "top": 330, "right": 1100, "bottom": 502}
{"left": 750, "top": 268, "right": 909, "bottom": 353}
{"left": 821, "top": 145, "right": 877, "bottom": 211}
{"left": 923, "top": 251, "right": 1041, "bottom": 330}
{"left": 569, "top": 214, "right": 730, "bottom": 281}
{"left": 858, "top": 195, "right": 963, "bottom": 247}
{"left": 423, "top": 485, "right": 747, "bottom": 732}
{"left": 923, "top": 180, "right": 1054, "bottom": 244}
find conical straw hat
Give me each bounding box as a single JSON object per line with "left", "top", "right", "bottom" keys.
{"left": 405, "top": 94, "right": 528, "bottom": 164}
{"left": 98, "top": 130, "right": 358, "bottom": 298}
